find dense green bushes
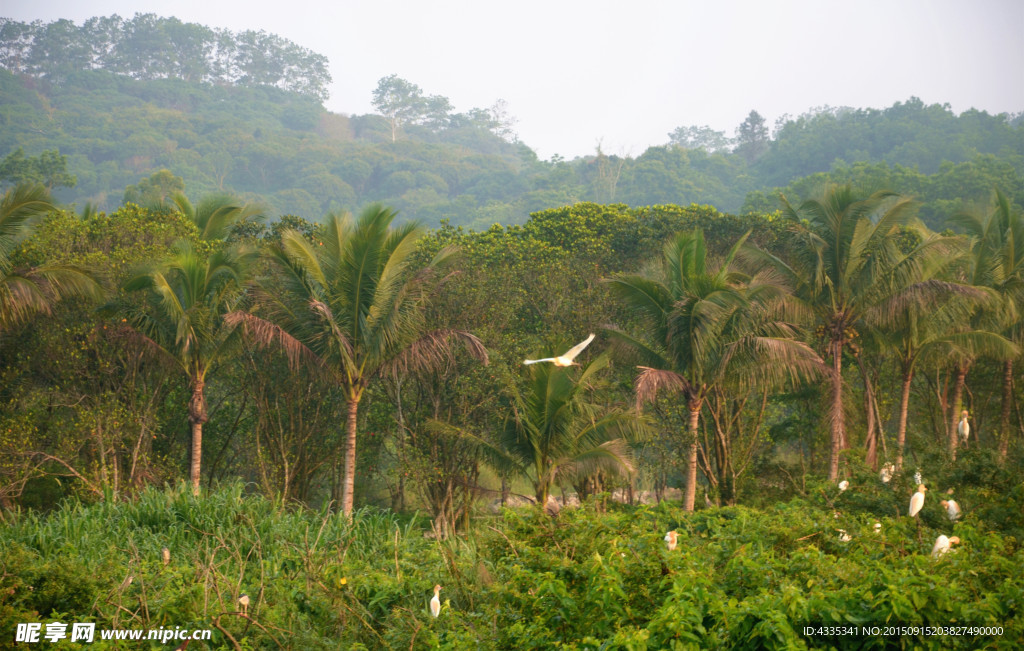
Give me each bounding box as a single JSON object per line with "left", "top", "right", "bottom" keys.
{"left": 2, "top": 478, "right": 1020, "bottom": 649}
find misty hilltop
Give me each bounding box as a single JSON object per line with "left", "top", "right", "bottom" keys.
{"left": 1, "top": 14, "right": 1022, "bottom": 228}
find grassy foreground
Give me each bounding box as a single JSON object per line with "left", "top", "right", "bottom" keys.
{"left": 1, "top": 471, "right": 1022, "bottom": 650}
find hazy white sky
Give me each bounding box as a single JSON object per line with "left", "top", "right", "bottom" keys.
{"left": 4, "top": 0, "right": 1023, "bottom": 160}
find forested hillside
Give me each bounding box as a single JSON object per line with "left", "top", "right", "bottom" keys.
{"left": 1, "top": 15, "right": 1022, "bottom": 229}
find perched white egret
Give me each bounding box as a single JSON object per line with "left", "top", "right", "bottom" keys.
{"left": 873, "top": 522, "right": 882, "bottom": 534}
{"left": 957, "top": 411, "right": 970, "bottom": 442}
{"left": 524, "top": 334, "right": 596, "bottom": 366}
{"left": 161, "top": 547, "right": 170, "bottom": 566}
{"left": 238, "top": 594, "right": 250, "bottom": 615}
{"left": 931, "top": 535, "right": 961, "bottom": 558}
{"left": 430, "top": 585, "right": 441, "bottom": 618}
{"left": 837, "top": 529, "right": 851, "bottom": 542}
{"left": 879, "top": 463, "right": 894, "bottom": 483}
{"left": 940, "top": 499, "right": 961, "bottom": 522}
{"left": 664, "top": 530, "right": 678, "bottom": 551}
{"left": 838, "top": 480, "right": 849, "bottom": 492}
{"left": 909, "top": 484, "right": 927, "bottom": 517}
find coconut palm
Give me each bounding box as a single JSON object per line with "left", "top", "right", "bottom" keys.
{"left": 226, "top": 205, "right": 485, "bottom": 517}
{"left": 115, "top": 240, "right": 255, "bottom": 494}
{"left": 878, "top": 290, "right": 1014, "bottom": 468}
{"left": 1, "top": 183, "right": 100, "bottom": 333}
{"left": 495, "top": 355, "right": 645, "bottom": 507}
{"left": 949, "top": 188, "right": 1024, "bottom": 459}
{"left": 171, "top": 192, "right": 265, "bottom": 241}
{"left": 607, "top": 229, "right": 823, "bottom": 510}
{"left": 746, "top": 185, "right": 960, "bottom": 479}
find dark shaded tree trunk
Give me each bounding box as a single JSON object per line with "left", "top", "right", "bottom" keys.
{"left": 999, "top": 360, "right": 1013, "bottom": 460}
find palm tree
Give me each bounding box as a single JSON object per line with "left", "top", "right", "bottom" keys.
{"left": 115, "top": 240, "right": 255, "bottom": 494}
{"left": 878, "top": 290, "right": 1014, "bottom": 468}
{"left": 495, "top": 355, "right": 644, "bottom": 507}
{"left": 747, "top": 185, "right": 956, "bottom": 479}
{"left": 1, "top": 183, "right": 100, "bottom": 333}
{"left": 171, "top": 192, "right": 265, "bottom": 241}
{"left": 607, "top": 229, "right": 822, "bottom": 510}
{"left": 949, "top": 188, "right": 1024, "bottom": 459}
{"left": 226, "top": 205, "right": 485, "bottom": 517}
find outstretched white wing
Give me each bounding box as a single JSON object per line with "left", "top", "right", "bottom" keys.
{"left": 524, "top": 358, "right": 557, "bottom": 365}
{"left": 561, "top": 333, "right": 596, "bottom": 362}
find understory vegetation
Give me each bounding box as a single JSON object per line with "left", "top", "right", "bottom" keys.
{"left": 2, "top": 450, "right": 1021, "bottom": 650}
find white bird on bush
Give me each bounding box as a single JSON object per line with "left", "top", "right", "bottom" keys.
{"left": 879, "top": 463, "right": 894, "bottom": 483}
{"left": 664, "top": 530, "right": 678, "bottom": 551}
{"left": 909, "top": 484, "right": 927, "bottom": 517}
{"left": 957, "top": 410, "right": 970, "bottom": 442}
{"left": 238, "top": 594, "right": 250, "bottom": 615}
{"left": 524, "top": 334, "right": 595, "bottom": 366}
{"left": 838, "top": 480, "right": 849, "bottom": 491}
{"left": 940, "top": 499, "right": 961, "bottom": 521}
{"left": 430, "top": 585, "right": 441, "bottom": 618}
{"left": 874, "top": 522, "right": 882, "bottom": 534}
{"left": 837, "top": 529, "right": 851, "bottom": 542}
{"left": 931, "top": 535, "right": 960, "bottom": 558}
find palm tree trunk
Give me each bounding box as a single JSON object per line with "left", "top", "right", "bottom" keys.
{"left": 188, "top": 377, "right": 207, "bottom": 496}
{"left": 190, "top": 422, "right": 203, "bottom": 495}
{"left": 859, "top": 358, "right": 877, "bottom": 469}
{"left": 999, "top": 360, "right": 1013, "bottom": 460}
{"left": 828, "top": 339, "right": 844, "bottom": 480}
{"left": 896, "top": 369, "right": 913, "bottom": 469}
{"left": 341, "top": 392, "right": 361, "bottom": 518}
{"left": 949, "top": 364, "right": 967, "bottom": 460}
{"left": 684, "top": 401, "right": 701, "bottom": 512}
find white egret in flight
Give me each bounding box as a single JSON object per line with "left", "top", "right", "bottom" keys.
{"left": 524, "top": 334, "right": 596, "bottom": 366}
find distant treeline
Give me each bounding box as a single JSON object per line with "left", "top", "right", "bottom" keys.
{"left": 0, "top": 15, "right": 1022, "bottom": 229}
{"left": 0, "top": 14, "right": 331, "bottom": 100}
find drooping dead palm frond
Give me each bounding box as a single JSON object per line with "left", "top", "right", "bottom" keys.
{"left": 382, "top": 328, "right": 488, "bottom": 379}
{"left": 634, "top": 366, "right": 691, "bottom": 409}
{"left": 223, "top": 310, "right": 326, "bottom": 374}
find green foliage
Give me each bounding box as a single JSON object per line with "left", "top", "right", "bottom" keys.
{"left": 1, "top": 484, "right": 1018, "bottom": 648}
{"left": 0, "top": 147, "right": 76, "bottom": 190}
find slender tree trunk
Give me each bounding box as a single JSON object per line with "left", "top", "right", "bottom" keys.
{"left": 341, "top": 392, "right": 361, "bottom": 518}
{"left": 948, "top": 364, "right": 967, "bottom": 460}
{"left": 896, "top": 369, "right": 913, "bottom": 469}
{"left": 860, "top": 359, "right": 878, "bottom": 469}
{"left": 828, "top": 339, "right": 844, "bottom": 480}
{"left": 684, "top": 401, "right": 701, "bottom": 512}
{"left": 999, "top": 360, "right": 1013, "bottom": 460}
{"left": 188, "top": 377, "right": 207, "bottom": 496}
